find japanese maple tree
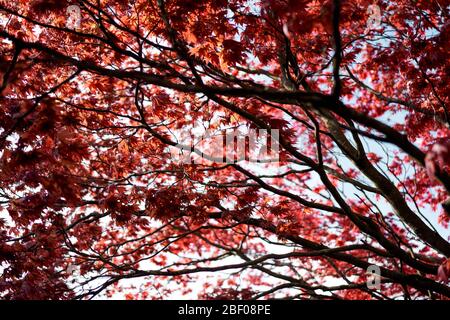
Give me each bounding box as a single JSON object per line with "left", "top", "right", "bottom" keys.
{"left": 0, "top": 0, "right": 449, "bottom": 300}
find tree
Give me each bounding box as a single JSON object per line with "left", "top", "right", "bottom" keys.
{"left": 0, "top": 0, "right": 449, "bottom": 300}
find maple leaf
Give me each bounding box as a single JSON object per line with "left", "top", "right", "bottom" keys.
{"left": 219, "top": 39, "right": 246, "bottom": 70}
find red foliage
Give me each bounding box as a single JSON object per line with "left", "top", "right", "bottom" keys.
{"left": 0, "top": 0, "right": 449, "bottom": 300}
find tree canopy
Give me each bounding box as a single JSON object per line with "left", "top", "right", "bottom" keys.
{"left": 0, "top": 0, "right": 449, "bottom": 300}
